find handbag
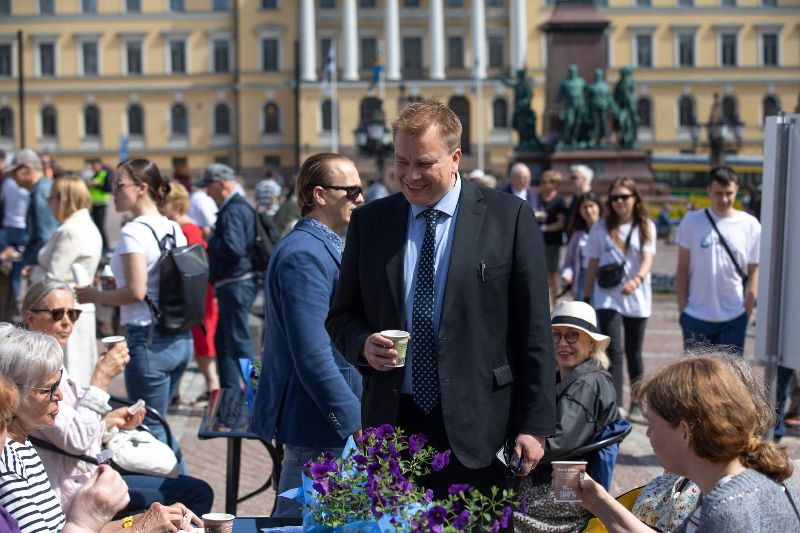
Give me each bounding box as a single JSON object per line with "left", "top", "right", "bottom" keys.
{"left": 103, "top": 428, "right": 180, "bottom": 478}
{"left": 704, "top": 209, "right": 749, "bottom": 293}
{"left": 597, "top": 223, "right": 636, "bottom": 289}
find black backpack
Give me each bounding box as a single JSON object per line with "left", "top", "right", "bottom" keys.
{"left": 139, "top": 222, "right": 209, "bottom": 332}
{"left": 250, "top": 210, "right": 280, "bottom": 272}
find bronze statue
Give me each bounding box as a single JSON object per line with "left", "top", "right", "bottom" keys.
{"left": 708, "top": 93, "right": 724, "bottom": 167}
{"left": 556, "top": 64, "right": 587, "bottom": 149}
{"left": 613, "top": 64, "right": 639, "bottom": 149}
{"left": 503, "top": 69, "right": 543, "bottom": 152}
{"left": 586, "top": 68, "right": 613, "bottom": 148}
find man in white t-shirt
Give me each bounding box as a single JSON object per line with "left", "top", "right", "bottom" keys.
{"left": 675, "top": 166, "right": 759, "bottom": 353}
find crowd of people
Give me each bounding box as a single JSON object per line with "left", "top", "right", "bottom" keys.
{"left": 0, "top": 96, "right": 797, "bottom": 533}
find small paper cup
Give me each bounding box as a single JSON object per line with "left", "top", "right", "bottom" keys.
{"left": 551, "top": 460, "right": 587, "bottom": 502}
{"left": 201, "top": 513, "right": 235, "bottom": 533}
{"left": 380, "top": 330, "right": 410, "bottom": 367}
{"left": 101, "top": 335, "right": 126, "bottom": 350}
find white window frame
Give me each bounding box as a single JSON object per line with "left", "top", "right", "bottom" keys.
{"left": 165, "top": 35, "right": 189, "bottom": 75}
{"left": 38, "top": 0, "right": 55, "bottom": 15}
{"left": 120, "top": 34, "right": 146, "bottom": 75}
{"left": 486, "top": 32, "right": 505, "bottom": 70}
{"left": 674, "top": 32, "right": 696, "bottom": 68}
{"left": 82, "top": 103, "right": 101, "bottom": 140}
{"left": 208, "top": 31, "right": 233, "bottom": 73}
{"left": 125, "top": 103, "right": 145, "bottom": 140}
{"left": 211, "top": 101, "right": 233, "bottom": 140}
{"left": 39, "top": 104, "right": 58, "bottom": 143}
{"left": 123, "top": 0, "right": 142, "bottom": 13}
{"left": 259, "top": 31, "right": 283, "bottom": 72}
{"left": 756, "top": 25, "right": 782, "bottom": 67}
{"left": 261, "top": 101, "right": 282, "bottom": 142}
{"left": 445, "top": 33, "right": 464, "bottom": 70}
{"left": 211, "top": 0, "right": 229, "bottom": 11}
{"left": 76, "top": 34, "right": 102, "bottom": 77}
{"left": 81, "top": 0, "right": 98, "bottom": 14}
{"left": 715, "top": 26, "right": 741, "bottom": 67}
{"left": 167, "top": 0, "right": 185, "bottom": 12}
{"left": 0, "top": 36, "right": 16, "bottom": 78}
{"left": 34, "top": 36, "right": 59, "bottom": 77}
{"left": 630, "top": 26, "right": 656, "bottom": 69}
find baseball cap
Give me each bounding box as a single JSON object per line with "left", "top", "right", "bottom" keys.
{"left": 194, "top": 163, "right": 235, "bottom": 188}
{"left": 5, "top": 149, "right": 42, "bottom": 175}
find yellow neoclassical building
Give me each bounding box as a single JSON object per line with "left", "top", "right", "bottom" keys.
{"left": 0, "top": 0, "right": 797, "bottom": 181}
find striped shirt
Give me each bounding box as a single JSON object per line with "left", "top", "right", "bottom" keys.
{"left": 0, "top": 440, "right": 66, "bottom": 533}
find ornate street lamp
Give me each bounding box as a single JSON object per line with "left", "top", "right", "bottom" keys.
{"left": 355, "top": 106, "right": 393, "bottom": 176}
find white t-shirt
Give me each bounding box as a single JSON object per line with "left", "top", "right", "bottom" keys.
{"left": 676, "top": 208, "right": 760, "bottom": 322}
{"left": 188, "top": 191, "right": 218, "bottom": 229}
{"left": 110, "top": 214, "right": 187, "bottom": 326}
{"left": 586, "top": 218, "right": 657, "bottom": 318}
{"left": 1, "top": 177, "right": 30, "bottom": 229}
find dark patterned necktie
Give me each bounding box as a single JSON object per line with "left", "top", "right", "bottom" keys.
{"left": 412, "top": 208, "right": 440, "bottom": 413}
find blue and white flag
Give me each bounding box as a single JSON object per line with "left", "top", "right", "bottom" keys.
{"left": 321, "top": 42, "right": 336, "bottom": 97}
{"left": 119, "top": 135, "right": 129, "bottom": 163}
{"left": 368, "top": 43, "right": 383, "bottom": 95}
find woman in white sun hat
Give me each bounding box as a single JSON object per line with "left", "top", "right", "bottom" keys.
{"left": 516, "top": 300, "right": 618, "bottom": 533}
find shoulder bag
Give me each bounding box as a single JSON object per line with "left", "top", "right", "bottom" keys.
{"left": 704, "top": 209, "right": 749, "bottom": 293}
{"left": 597, "top": 222, "right": 636, "bottom": 289}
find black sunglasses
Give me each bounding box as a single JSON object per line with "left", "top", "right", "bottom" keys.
{"left": 320, "top": 185, "right": 363, "bottom": 201}
{"left": 610, "top": 194, "right": 634, "bottom": 202}
{"left": 552, "top": 331, "right": 581, "bottom": 345}
{"left": 31, "top": 307, "right": 82, "bottom": 322}
{"left": 23, "top": 368, "right": 63, "bottom": 401}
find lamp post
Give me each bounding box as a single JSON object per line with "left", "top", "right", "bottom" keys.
{"left": 690, "top": 112, "right": 744, "bottom": 168}
{"left": 354, "top": 105, "right": 393, "bottom": 179}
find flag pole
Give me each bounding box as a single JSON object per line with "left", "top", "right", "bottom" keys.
{"left": 331, "top": 40, "right": 339, "bottom": 153}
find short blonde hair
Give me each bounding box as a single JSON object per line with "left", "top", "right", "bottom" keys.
{"left": 164, "top": 179, "right": 190, "bottom": 215}
{"left": 392, "top": 98, "right": 462, "bottom": 154}
{"left": 541, "top": 169, "right": 563, "bottom": 184}
{"left": 50, "top": 175, "right": 91, "bottom": 221}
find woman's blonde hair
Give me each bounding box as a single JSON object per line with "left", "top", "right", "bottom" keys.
{"left": 589, "top": 342, "right": 610, "bottom": 370}
{"left": 0, "top": 375, "right": 19, "bottom": 431}
{"left": 164, "top": 179, "right": 190, "bottom": 216}
{"left": 50, "top": 175, "right": 91, "bottom": 221}
{"left": 635, "top": 357, "right": 792, "bottom": 482}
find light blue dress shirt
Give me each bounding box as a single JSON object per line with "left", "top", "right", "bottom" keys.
{"left": 401, "top": 176, "right": 462, "bottom": 394}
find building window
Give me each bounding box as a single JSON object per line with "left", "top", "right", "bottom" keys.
{"left": 447, "top": 36, "right": 464, "bottom": 69}
{"left": 126, "top": 0, "right": 141, "bottom": 12}
{"left": 488, "top": 36, "right": 504, "bottom": 69}
{"left": 39, "top": 0, "right": 55, "bottom": 14}
{"left": 169, "top": 40, "right": 186, "bottom": 74}
{"left": 678, "top": 34, "right": 694, "bottom": 67}
{"left": 171, "top": 104, "right": 188, "bottom": 136}
{"left": 720, "top": 34, "right": 737, "bottom": 66}
{"left": 214, "top": 103, "right": 230, "bottom": 135}
{"left": 446, "top": 0, "right": 464, "bottom": 6}
{"left": 637, "top": 97, "right": 652, "bottom": 128}
{"left": 360, "top": 38, "right": 377, "bottom": 70}
{"left": 678, "top": 96, "right": 695, "bottom": 127}
{"left": 263, "top": 102, "right": 279, "bottom": 134}
{"left": 402, "top": 37, "right": 423, "bottom": 75}
{"left": 492, "top": 97, "right": 508, "bottom": 128}
{"left": 635, "top": 34, "right": 652, "bottom": 68}
{"left": 82, "top": 42, "right": 99, "bottom": 76}
{"left": 261, "top": 38, "right": 279, "bottom": 71}
{"left": 213, "top": 39, "right": 230, "bottom": 73}
{"left": 84, "top": 105, "right": 100, "bottom": 137}
{"left": 763, "top": 95, "right": 780, "bottom": 123}
{"left": 762, "top": 0, "right": 777, "bottom": 5}
{"left": 678, "top": 0, "right": 693, "bottom": 5}
{"left": 403, "top": 0, "right": 420, "bottom": 6}
{"left": 0, "top": 45, "right": 11, "bottom": 77}
{"left": 487, "top": 0, "right": 503, "bottom": 6}
{"left": 261, "top": 0, "right": 277, "bottom": 8}
{"left": 126, "top": 41, "right": 143, "bottom": 75}
{"left": 82, "top": 0, "right": 97, "bottom": 13}
{"left": 321, "top": 99, "right": 332, "bottom": 132}
{"left": 212, "top": 0, "right": 228, "bottom": 11}
{"left": 720, "top": 0, "right": 735, "bottom": 5}
{"left": 42, "top": 106, "right": 57, "bottom": 137}
{"left": 170, "top": 0, "right": 184, "bottom": 12}
{"left": 320, "top": 0, "right": 335, "bottom": 7}
{"left": 762, "top": 33, "right": 779, "bottom": 66}
{"left": 39, "top": 43, "right": 56, "bottom": 77}
{"left": 128, "top": 104, "right": 144, "bottom": 136}
{"left": 721, "top": 96, "right": 737, "bottom": 124}
{"left": 0, "top": 0, "right": 9, "bottom": 15}
{"left": 0, "top": 107, "right": 13, "bottom": 138}
{"left": 360, "top": 0, "right": 376, "bottom": 7}
{"left": 637, "top": 0, "right": 651, "bottom": 5}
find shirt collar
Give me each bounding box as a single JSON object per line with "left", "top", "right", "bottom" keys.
{"left": 410, "top": 173, "right": 462, "bottom": 219}
{"left": 301, "top": 216, "right": 344, "bottom": 254}
{"left": 219, "top": 189, "right": 239, "bottom": 210}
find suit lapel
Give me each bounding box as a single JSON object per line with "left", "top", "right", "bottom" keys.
{"left": 384, "top": 195, "right": 410, "bottom": 329}
{"left": 440, "top": 179, "right": 486, "bottom": 324}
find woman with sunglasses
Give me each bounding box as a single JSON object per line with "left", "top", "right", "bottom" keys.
{"left": 516, "top": 301, "right": 617, "bottom": 532}
{"left": 75, "top": 159, "right": 192, "bottom": 457}
{"left": 25, "top": 176, "right": 103, "bottom": 386}
{"left": 583, "top": 177, "right": 655, "bottom": 422}
{"left": 24, "top": 280, "right": 213, "bottom": 521}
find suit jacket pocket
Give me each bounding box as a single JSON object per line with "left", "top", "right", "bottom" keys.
{"left": 483, "top": 260, "right": 512, "bottom": 281}
{"left": 493, "top": 364, "right": 514, "bottom": 387}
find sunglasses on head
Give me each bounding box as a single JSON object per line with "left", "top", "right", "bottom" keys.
{"left": 320, "top": 185, "right": 363, "bottom": 201}
{"left": 31, "top": 307, "right": 82, "bottom": 322}
{"left": 610, "top": 194, "right": 634, "bottom": 202}
{"left": 23, "top": 368, "right": 63, "bottom": 402}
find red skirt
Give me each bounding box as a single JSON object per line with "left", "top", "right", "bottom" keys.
{"left": 191, "top": 283, "right": 218, "bottom": 357}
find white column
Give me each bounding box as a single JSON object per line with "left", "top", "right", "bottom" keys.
{"left": 385, "top": 0, "right": 400, "bottom": 80}
{"left": 429, "top": 0, "right": 445, "bottom": 80}
{"left": 299, "top": 0, "right": 317, "bottom": 82}
{"left": 471, "top": 0, "right": 486, "bottom": 79}
{"left": 342, "top": 0, "right": 359, "bottom": 81}
{"left": 510, "top": 0, "right": 527, "bottom": 71}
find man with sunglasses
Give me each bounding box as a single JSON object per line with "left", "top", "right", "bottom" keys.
{"left": 196, "top": 163, "right": 258, "bottom": 390}
{"left": 252, "top": 153, "right": 364, "bottom": 519}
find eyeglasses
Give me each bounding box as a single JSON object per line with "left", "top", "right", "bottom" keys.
{"left": 30, "top": 307, "right": 82, "bottom": 322}
{"left": 552, "top": 331, "right": 581, "bottom": 345}
{"left": 22, "top": 368, "right": 63, "bottom": 401}
{"left": 610, "top": 194, "right": 634, "bottom": 203}
{"left": 320, "top": 185, "right": 363, "bottom": 201}
{"left": 113, "top": 182, "right": 136, "bottom": 194}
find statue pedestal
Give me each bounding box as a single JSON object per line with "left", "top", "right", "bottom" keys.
{"left": 550, "top": 149, "right": 655, "bottom": 192}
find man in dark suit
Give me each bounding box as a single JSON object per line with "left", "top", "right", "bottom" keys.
{"left": 502, "top": 162, "right": 540, "bottom": 213}
{"left": 326, "top": 99, "right": 555, "bottom": 500}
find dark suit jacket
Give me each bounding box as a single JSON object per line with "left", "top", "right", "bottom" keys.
{"left": 326, "top": 178, "right": 556, "bottom": 468}
{"left": 501, "top": 183, "right": 540, "bottom": 210}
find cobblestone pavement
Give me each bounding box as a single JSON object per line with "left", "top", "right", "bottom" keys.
{"left": 110, "top": 239, "right": 799, "bottom": 515}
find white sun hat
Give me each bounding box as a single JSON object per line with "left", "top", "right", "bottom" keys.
{"left": 551, "top": 301, "right": 610, "bottom": 350}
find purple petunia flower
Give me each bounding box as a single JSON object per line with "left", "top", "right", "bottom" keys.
{"left": 447, "top": 483, "right": 471, "bottom": 495}
{"left": 375, "top": 423, "right": 395, "bottom": 439}
{"left": 408, "top": 433, "right": 426, "bottom": 456}
{"left": 431, "top": 450, "right": 451, "bottom": 471}
{"left": 453, "top": 510, "right": 471, "bottom": 531}
{"left": 490, "top": 519, "right": 500, "bottom": 533}
{"left": 500, "top": 505, "right": 513, "bottom": 528}
{"left": 426, "top": 505, "right": 447, "bottom": 526}
{"left": 309, "top": 460, "right": 336, "bottom": 480}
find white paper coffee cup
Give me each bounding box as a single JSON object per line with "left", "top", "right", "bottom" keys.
{"left": 380, "top": 330, "right": 410, "bottom": 367}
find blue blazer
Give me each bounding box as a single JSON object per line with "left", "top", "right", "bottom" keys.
{"left": 501, "top": 183, "right": 540, "bottom": 210}
{"left": 251, "top": 218, "right": 362, "bottom": 447}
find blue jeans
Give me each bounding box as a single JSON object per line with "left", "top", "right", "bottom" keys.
{"left": 679, "top": 311, "right": 748, "bottom": 354}
{"left": 122, "top": 474, "right": 214, "bottom": 516}
{"left": 3, "top": 227, "right": 28, "bottom": 301}
{"left": 215, "top": 278, "right": 257, "bottom": 389}
{"left": 774, "top": 365, "right": 795, "bottom": 441}
{"left": 124, "top": 326, "right": 193, "bottom": 462}
{"left": 274, "top": 444, "right": 343, "bottom": 519}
